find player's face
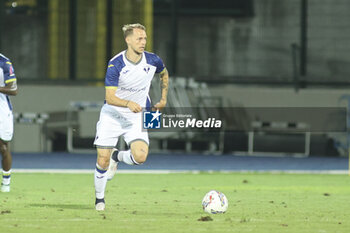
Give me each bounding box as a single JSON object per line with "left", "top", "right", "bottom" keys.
{"left": 127, "top": 28, "right": 147, "bottom": 55}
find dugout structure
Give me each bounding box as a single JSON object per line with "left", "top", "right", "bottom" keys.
{"left": 12, "top": 112, "right": 49, "bottom": 152}
{"left": 248, "top": 121, "right": 311, "bottom": 157}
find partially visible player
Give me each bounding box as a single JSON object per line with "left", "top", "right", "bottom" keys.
{"left": 93, "top": 23, "right": 169, "bottom": 211}
{"left": 0, "top": 53, "right": 18, "bottom": 193}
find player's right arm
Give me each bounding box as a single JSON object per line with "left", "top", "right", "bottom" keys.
{"left": 105, "top": 88, "right": 141, "bottom": 113}
{"left": 105, "top": 63, "right": 141, "bottom": 113}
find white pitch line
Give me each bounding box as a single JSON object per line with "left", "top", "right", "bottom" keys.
{"left": 12, "top": 169, "right": 349, "bottom": 175}
{"left": 12, "top": 169, "right": 198, "bottom": 174}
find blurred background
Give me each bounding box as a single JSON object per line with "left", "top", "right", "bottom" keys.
{"left": 1, "top": 0, "right": 349, "bottom": 158}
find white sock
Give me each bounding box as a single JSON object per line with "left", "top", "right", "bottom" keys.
{"left": 2, "top": 169, "right": 11, "bottom": 185}
{"left": 94, "top": 164, "right": 107, "bottom": 199}
{"left": 117, "top": 150, "right": 140, "bottom": 165}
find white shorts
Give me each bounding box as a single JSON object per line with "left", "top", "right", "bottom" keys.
{"left": 93, "top": 105, "right": 149, "bottom": 148}
{"left": 0, "top": 110, "right": 13, "bottom": 142}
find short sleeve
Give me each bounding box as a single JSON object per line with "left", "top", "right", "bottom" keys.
{"left": 105, "top": 63, "right": 119, "bottom": 88}
{"left": 3, "top": 60, "right": 16, "bottom": 83}
{"left": 154, "top": 55, "right": 165, "bottom": 74}
{"left": 145, "top": 52, "right": 166, "bottom": 74}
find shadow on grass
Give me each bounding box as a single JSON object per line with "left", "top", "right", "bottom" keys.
{"left": 28, "top": 203, "right": 91, "bottom": 210}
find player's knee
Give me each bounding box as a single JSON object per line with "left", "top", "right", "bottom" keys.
{"left": 132, "top": 150, "right": 148, "bottom": 164}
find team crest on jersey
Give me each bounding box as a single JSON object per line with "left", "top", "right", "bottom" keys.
{"left": 9, "top": 65, "right": 14, "bottom": 76}
{"left": 144, "top": 66, "right": 150, "bottom": 74}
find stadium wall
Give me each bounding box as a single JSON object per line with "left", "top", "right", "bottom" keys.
{"left": 154, "top": 0, "right": 350, "bottom": 82}
{"left": 209, "top": 85, "right": 349, "bottom": 107}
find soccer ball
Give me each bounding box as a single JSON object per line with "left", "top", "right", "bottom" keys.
{"left": 202, "top": 190, "right": 228, "bottom": 214}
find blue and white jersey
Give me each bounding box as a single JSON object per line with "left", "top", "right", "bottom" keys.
{"left": 0, "top": 53, "right": 16, "bottom": 112}
{"left": 104, "top": 50, "right": 165, "bottom": 114}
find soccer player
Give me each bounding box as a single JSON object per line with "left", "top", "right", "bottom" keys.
{"left": 93, "top": 23, "right": 169, "bottom": 211}
{"left": 0, "top": 53, "right": 18, "bottom": 193}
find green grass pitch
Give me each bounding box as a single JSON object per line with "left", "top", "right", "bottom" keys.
{"left": 1, "top": 172, "right": 350, "bottom": 233}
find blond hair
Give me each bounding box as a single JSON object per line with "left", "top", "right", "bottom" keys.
{"left": 122, "top": 23, "right": 146, "bottom": 38}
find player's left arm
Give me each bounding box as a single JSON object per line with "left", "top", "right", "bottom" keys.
{"left": 0, "top": 80, "right": 18, "bottom": 96}
{"left": 0, "top": 60, "right": 18, "bottom": 96}
{"left": 153, "top": 68, "right": 169, "bottom": 110}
